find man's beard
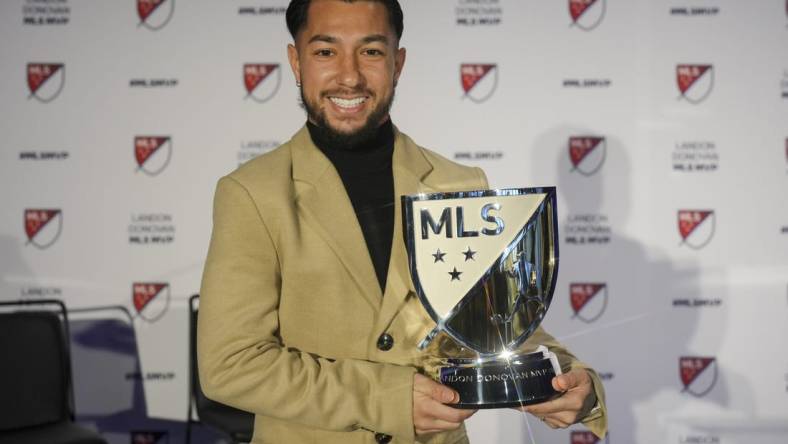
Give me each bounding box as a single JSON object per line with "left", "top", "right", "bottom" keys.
{"left": 300, "top": 86, "right": 394, "bottom": 150}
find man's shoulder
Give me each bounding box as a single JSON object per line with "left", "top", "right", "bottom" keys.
{"left": 226, "top": 138, "right": 294, "bottom": 189}
{"left": 420, "top": 145, "right": 478, "bottom": 176}
{"left": 400, "top": 131, "right": 487, "bottom": 187}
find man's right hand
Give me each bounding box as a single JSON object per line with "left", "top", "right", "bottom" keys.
{"left": 412, "top": 373, "right": 477, "bottom": 436}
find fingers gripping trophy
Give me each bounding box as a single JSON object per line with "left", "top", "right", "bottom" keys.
{"left": 403, "top": 187, "right": 561, "bottom": 408}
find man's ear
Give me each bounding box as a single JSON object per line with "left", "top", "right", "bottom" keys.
{"left": 287, "top": 43, "right": 301, "bottom": 85}
{"left": 393, "top": 47, "right": 406, "bottom": 86}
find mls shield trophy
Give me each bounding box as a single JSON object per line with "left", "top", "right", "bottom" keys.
{"left": 402, "top": 187, "right": 561, "bottom": 408}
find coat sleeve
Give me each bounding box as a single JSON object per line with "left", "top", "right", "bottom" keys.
{"left": 474, "top": 166, "right": 608, "bottom": 439}
{"left": 198, "top": 176, "right": 417, "bottom": 441}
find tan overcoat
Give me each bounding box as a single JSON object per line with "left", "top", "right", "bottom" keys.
{"left": 198, "top": 126, "right": 607, "bottom": 444}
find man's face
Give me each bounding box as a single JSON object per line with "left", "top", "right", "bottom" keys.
{"left": 287, "top": 0, "right": 406, "bottom": 140}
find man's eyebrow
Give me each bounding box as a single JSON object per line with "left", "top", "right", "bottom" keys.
{"left": 360, "top": 34, "right": 388, "bottom": 45}
{"left": 307, "top": 34, "right": 389, "bottom": 45}
{"left": 308, "top": 34, "right": 338, "bottom": 44}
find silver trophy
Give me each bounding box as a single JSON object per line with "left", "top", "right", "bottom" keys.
{"left": 402, "top": 187, "right": 561, "bottom": 408}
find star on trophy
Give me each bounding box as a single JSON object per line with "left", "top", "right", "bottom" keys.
{"left": 402, "top": 187, "right": 561, "bottom": 408}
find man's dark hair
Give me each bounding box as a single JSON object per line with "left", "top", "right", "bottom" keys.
{"left": 286, "top": 0, "right": 404, "bottom": 42}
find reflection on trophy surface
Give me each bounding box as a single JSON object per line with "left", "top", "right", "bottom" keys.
{"left": 403, "top": 187, "right": 561, "bottom": 408}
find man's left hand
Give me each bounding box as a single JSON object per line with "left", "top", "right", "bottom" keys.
{"left": 518, "top": 369, "right": 596, "bottom": 429}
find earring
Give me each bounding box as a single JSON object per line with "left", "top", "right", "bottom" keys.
{"left": 296, "top": 81, "right": 301, "bottom": 87}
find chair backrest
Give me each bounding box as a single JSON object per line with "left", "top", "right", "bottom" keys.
{"left": 189, "top": 295, "right": 254, "bottom": 442}
{"left": 0, "top": 308, "right": 72, "bottom": 431}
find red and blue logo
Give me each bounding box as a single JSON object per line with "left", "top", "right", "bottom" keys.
{"left": 570, "top": 283, "right": 608, "bottom": 323}
{"left": 27, "top": 63, "right": 65, "bottom": 103}
{"left": 135, "top": 136, "right": 172, "bottom": 176}
{"left": 25, "top": 209, "right": 63, "bottom": 249}
{"left": 569, "top": 0, "right": 606, "bottom": 31}
{"left": 244, "top": 63, "right": 281, "bottom": 103}
{"left": 569, "top": 136, "right": 606, "bottom": 176}
{"left": 461, "top": 63, "right": 498, "bottom": 103}
{"left": 137, "top": 0, "right": 174, "bottom": 30}
{"left": 132, "top": 283, "right": 170, "bottom": 322}
{"left": 677, "top": 64, "right": 714, "bottom": 104}
{"left": 678, "top": 210, "right": 715, "bottom": 249}
{"left": 680, "top": 356, "right": 717, "bottom": 397}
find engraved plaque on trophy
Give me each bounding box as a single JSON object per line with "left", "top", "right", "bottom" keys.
{"left": 402, "top": 187, "right": 561, "bottom": 408}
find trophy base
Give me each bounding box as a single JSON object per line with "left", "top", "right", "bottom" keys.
{"left": 438, "top": 347, "right": 562, "bottom": 409}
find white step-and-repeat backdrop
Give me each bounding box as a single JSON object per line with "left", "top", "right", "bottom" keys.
{"left": 1, "top": 1, "right": 787, "bottom": 443}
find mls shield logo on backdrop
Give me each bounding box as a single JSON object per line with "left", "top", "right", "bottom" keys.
{"left": 678, "top": 210, "right": 715, "bottom": 249}
{"left": 680, "top": 356, "right": 717, "bottom": 397}
{"left": 461, "top": 63, "right": 498, "bottom": 103}
{"left": 135, "top": 136, "right": 172, "bottom": 176}
{"left": 571, "top": 430, "right": 608, "bottom": 444}
{"left": 570, "top": 283, "right": 607, "bottom": 323}
{"left": 569, "top": 0, "right": 606, "bottom": 31}
{"left": 137, "top": 0, "right": 174, "bottom": 31}
{"left": 131, "top": 431, "right": 169, "bottom": 444}
{"left": 27, "top": 63, "right": 65, "bottom": 103}
{"left": 569, "top": 136, "right": 606, "bottom": 176}
{"left": 677, "top": 64, "right": 714, "bottom": 104}
{"left": 25, "top": 209, "right": 63, "bottom": 249}
{"left": 244, "top": 63, "right": 281, "bottom": 103}
{"left": 132, "top": 282, "right": 170, "bottom": 322}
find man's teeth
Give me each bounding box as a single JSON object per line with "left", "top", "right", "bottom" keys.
{"left": 330, "top": 97, "right": 366, "bottom": 108}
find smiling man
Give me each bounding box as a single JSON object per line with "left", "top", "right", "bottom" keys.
{"left": 198, "top": 1, "right": 607, "bottom": 443}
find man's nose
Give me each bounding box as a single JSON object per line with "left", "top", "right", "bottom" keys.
{"left": 337, "top": 53, "right": 363, "bottom": 89}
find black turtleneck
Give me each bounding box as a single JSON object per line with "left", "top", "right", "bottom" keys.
{"left": 307, "top": 120, "right": 395, "bottom": 293}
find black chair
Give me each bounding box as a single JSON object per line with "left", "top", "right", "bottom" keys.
{"left": 0, "top": 299, "right": 107, "bottom": 444}
{"left": 186, "top": 294, "right": 254, "bottom": 444}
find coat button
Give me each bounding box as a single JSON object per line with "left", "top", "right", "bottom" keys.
{"left": 376, "top": 333, "right": 394, "bottom": 351}
{"left": 375, "top": 433, "right": 392, "bottom": 443}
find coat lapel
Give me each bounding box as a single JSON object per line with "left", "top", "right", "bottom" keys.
{"left": 291, "top": 127, "right": 382, "bottom": 310}
{"left": 377, "top": 129, "right": 437, "bottom": 328}
{"left": 291, "top": 125, "right": 439, "bottom": 321}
